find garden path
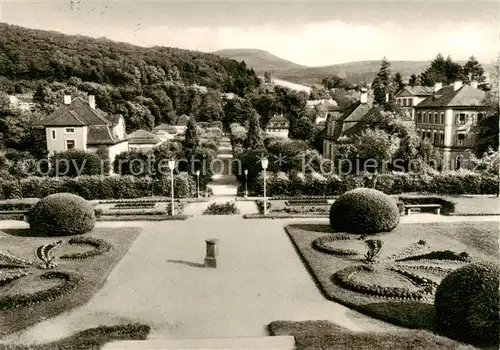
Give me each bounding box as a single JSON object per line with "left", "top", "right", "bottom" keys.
{"left": 0, "top": 217, "right": 403, "bottom": 345}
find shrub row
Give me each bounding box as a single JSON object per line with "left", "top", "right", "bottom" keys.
{"left": 60, "top": 237, "right": 113, "bottom": 260}
{"left": 0, "top": 271, "right": 82, "bottom": 310}
{"left": 113, "top": 202, "right": 157, "bottom": 209}
{"left": 255, "top": 200, "right": 271, "bottom": 214}
{"left": 242, "top": 171, "right": 499, "bottom": 196}
{"left": 285, "top": 199, "right": 328, "bottom": 205}
{"left": 312, "top": 235, "right": 359, "bottom": 256}
{"left": 394, "top": 263, "right": 455, "bottom": 275}
{"left": 285, "top": 206, "right": 330, "bottom": 214}
{"left": 203, "top": 202, "right": 239, "bottom": 215}
{"left": 333, "top": 265, "right": 428, "bottom": 300}
{"left": 0, "top": 174, "right": 196, "bottom": 200}
{"left": 396, "top": 250, "right": 471, "bottom": 263}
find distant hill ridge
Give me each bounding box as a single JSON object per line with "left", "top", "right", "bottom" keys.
{"left": 214, "top": 49, "right": 492, "bottom": 85}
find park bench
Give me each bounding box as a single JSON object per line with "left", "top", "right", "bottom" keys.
{"left": 404, "top": 204, "right": 441, "bottom": 216}
{"left": 0, "top": 210, "right": 29, "bottom": 221}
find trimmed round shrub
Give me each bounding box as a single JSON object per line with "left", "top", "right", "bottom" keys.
{"left": 329, "top": 188, "right": 400, "bottom": 234}
{"left": 434, "top": 261, "right": 500, "bottom": 346}
{"left": 29, "top": 193, "right": 96, "bottom": 236}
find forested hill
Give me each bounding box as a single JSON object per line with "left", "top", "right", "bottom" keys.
{"left": 0, "top": 23, "right": 259, "bottom": 93}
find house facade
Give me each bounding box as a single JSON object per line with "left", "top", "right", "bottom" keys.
{"left": 415, "top": 81, "right": 486, "bottom": 170}
{"left": 323, "top": 89, "right": 372, "bottom": 159}
{"left": 41, "top": 95, "right": 129, "bottom": 167}
{"left": 265, "top": 114, "right": 289, "bottom": 138}
{"left": 394, "top": 85, "right": 434, "bottom": 120}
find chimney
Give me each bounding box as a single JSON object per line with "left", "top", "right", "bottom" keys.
{"left": 63, "top": 95, "right": 72, "bottom": 105}
{"left": 471, "top": 81, "right": 478, "bottom": 89}
{"left": 453, "top": 80, "right": 463, "bottom": 91}
{"left": 434, "top": 82, "right": 442, "bottom": 93}
{"left": 88, "top": 95, "right": 96, "bottom": 109}
{"left": 360, "top": 88, "right": 368, "bottom": 104}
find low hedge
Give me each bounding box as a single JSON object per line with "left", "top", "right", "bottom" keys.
{"left": 255, "top": 200, "right": 271, "bottom": 214}
{"left": 396, "top": 250, "right": 471, "bottom": 263}
{"left": 0, "top": 174, "right": 196, "bottom": 200}
{"left": 203, "top": 202, "right": 239, "bottom": 215}
{"left": 241, "top": 171, "right": 499, "bottom": 196}
{"left": 0, "top": 271, "right": 82, "bottom": 310}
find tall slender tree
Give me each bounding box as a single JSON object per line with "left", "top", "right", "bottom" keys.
{"left": 245, "top": 111, "right": 265, "bottom": 151}
{"left": 183, "top": 115, "right": 200, "bottom": 150}
{"left": 393, "top": 72, "right": 405, "bottom": 93}
{"left": 372, "top": 57, "right": 394, "bottom": 106}
{"left": 409, "top": 74, "right": 418, "bottom": 87}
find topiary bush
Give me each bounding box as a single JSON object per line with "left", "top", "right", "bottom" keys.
{"left": 29, "top": 193, "right": 96, "bottom": 236}
{"left": 434, "top": 261, "right": 500, "bottom": 346}
{"left": 329, "top": 188, "right": 400, "bottom": 234}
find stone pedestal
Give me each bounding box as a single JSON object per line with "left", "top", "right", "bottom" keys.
{"left": 205, "top": 238, "right": 220, "bottom": 268}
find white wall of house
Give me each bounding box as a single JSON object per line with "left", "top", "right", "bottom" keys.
{"left": 129, "top": 142, "right": 163, "bottom": 152}
{"left": 112, "top": 117, "right": 126, "bottom": 140}
{"left": 266, "top": 129, "right": 289, "bottom": 138}
{"left": 45, "top": 126, "right": 88, "bottom": 154}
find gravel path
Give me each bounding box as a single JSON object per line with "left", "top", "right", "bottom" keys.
{"left": 0, "top": 217, "right": 402, "bottom": 344}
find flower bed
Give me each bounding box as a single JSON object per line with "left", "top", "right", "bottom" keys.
{"left": 0, "top": 271, "right": 82, "bottom": 310}
{"left": 60, "top": 237, "right": 113, "bottom": 260}
{"left": 396, "top": 250, "right": 471, "bottom": 263}
{"left": 113, "top": 202, "right": 157, "bottom": 209}
{"left": 0, "top": 251, "right": 36, "bottom": 267}
{"left": 387, "top": 240, "right": 429, "bottom": 260}
{"left": 312, "top": 235, "right": 359, "bottom": 256}
{"left": 0, "top": 269, "right": 29, "bottom": 286}
{"left": 333, "top": 265, "right": 435, "bottom": 301}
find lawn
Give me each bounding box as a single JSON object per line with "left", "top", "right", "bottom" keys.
{"left": 0, "top": 227, "right": 140, "bottom": 336}
{"left": 268, "top": 320, "right": 476, "bottom": 350}
{"left": 285, "top": 221, "right": 499, "bottom": 332}
{"left": 443, "top": 195, "right": 500, "bottom": 215}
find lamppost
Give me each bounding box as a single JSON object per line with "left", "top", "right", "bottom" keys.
{"left": 261, "top": 158, "right": 268, "bottom": 216}
{"left": 244, "top": 169, "right": 248, "bottom": 198}
{"left": 196, "top": 169, "right": 200, "bottom": 199}
{"left": 168, "top": 160, "right": 176, "bottom": 216}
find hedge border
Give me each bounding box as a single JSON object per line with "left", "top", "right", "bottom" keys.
{"left": 59, "top": 237, "right": 113, "bottom": 261}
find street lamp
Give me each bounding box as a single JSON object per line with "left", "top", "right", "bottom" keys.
{"left": 168, "top": 160, "right": 176, "bottom": 216}
{"left": 261, "top": 158, "right": 269, "bottom": 216}
{"left": 244, "top": 169, "right": 248, "bottom": 198}
{"left": 196, "top": 169, "right": 200, "bottom": 199}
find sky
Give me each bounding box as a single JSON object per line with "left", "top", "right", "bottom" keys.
{"left": 0, "top": 0, "right": 498, "bottom": 66}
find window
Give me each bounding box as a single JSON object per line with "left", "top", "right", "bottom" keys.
{"left": 434, "top": 113, "right": 438, "bottom": 124}
{"left": 408, "top": 99, "right": 413, "bottom": 107}
{"left": 457, "top": 133, "right": 466, "bottom": 146}
{"left": 457, "top": 113, "right": 466, "bottom": 125}
{"left": 440, "top": 131, "right": 444, "bottom": 145}
{"left": 426, "top": 131, "right": 432, "bottom": 140}
{"left": 65, "top": 128, "right": 75, "bottom": 133}
{"left": 66, "top": 140, "right": 76, "bottom": 150}
{"left": 423, "top": 112, "right": 427, "bottom": 123}
{"left": 477, "top": 113, "right": 484, "bottom": 123}
{"left": 417, "top": 112, "right": 422, "bottom": 123}
{"left": 402, "top": 99, "right": 407, "bottom": 107}
{"left": 51, "top": 130, "right": 56, "bottom": 140}
{"left": 433, "top": 131, "right": 437, "bottom": 145}
{"left": 440, "top": 113, "right": 444, "bottom": 124}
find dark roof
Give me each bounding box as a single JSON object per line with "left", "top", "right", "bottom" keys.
{"left": 128, "top": 129, "right": 162, "bottom": 145}
{"left": 268, "top": 114, "right": 289, "bottom": 127}
{"left": 42, "top": 97, "right": 112, "bottom": 126}
{"left": 175, "top": 115, "right": 190, "bottom": 126}
{"left": 327, "top": 101, "right": 374, "bottom": 141}
{"left": 416, "top": 85, "right": 486, "bottom": 108}
{"left": 396, "top": 86, "right": 434, "bottom": 97}
{"left": 87, "top": 125, "right": 124, "bottom": 145}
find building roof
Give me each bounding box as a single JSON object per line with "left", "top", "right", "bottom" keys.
{"left": 268, "top": 114, "right": 289, "bottom": 128}
{"left": 42, "top": 97, "right": 126, "bottom": 145}
{"left": 175, "top": 115, "right": 190, "bottom": 126}
{"left": 128, "top": 129, "right": 162, "bottom": 145}
{"left": 416, "top": 85, "right": 486, "bottom": 108}
{"left": 395, "top": 86, "right": 434, "bottom": 97}
{"left": 42, "top": 97, "right": 112, "bottom": 127}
